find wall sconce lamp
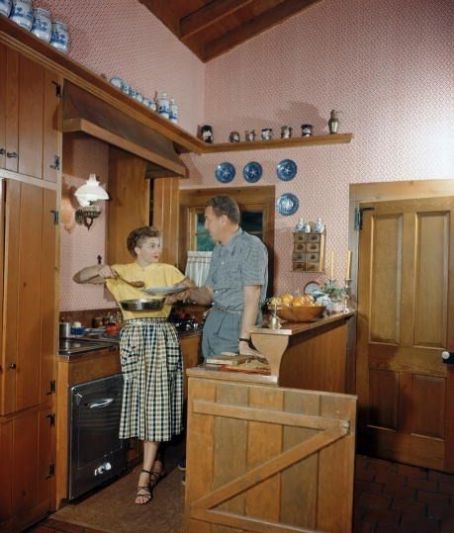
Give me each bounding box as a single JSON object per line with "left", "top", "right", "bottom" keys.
{"left": 74, "top": 173, "right": 109, "bottom": 230}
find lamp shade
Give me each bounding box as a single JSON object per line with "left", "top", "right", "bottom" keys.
{"left": 75, "top": 174, "right": 109, "bottom": 207}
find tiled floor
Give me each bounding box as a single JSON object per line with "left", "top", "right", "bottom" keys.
{"left": 30, "top": 455, "right": 454, "bottom": 533}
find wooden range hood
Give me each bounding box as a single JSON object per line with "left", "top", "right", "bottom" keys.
{"left": 62, "top": 82, "right": 188, "bottom": 178}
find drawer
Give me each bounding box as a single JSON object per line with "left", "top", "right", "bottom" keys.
{"left": 293, "top": 233, "right": 309, "bottom": 242}
{"left": 305, "top": 261, "right": 321, "bottom": 272}
{"left": 292, "top": 262, "right": 306, "bottom": 272}
{"left": 294, "top": 242, "right": 306, "bottom": 252}
{"left": 293, "top": 252, "right": 305, "bottom": 261}
{"left": 306, "top": 242, "right": 320, "bottom": 252}
{"left": 306, "top": 252, "right": 320, "bottom": 263}
{"left": 307, "top": 233, "right": 321, "bottom": 242}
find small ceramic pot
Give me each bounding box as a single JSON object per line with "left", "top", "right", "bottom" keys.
{"left": 10, "top": 0, "right": 33, "bottom": 31}
{"left": 301, "top": 124, "right": 313, "bottom": 137}
{"left": 109, "top": 76, "right": 124, "bottom": 90}
{"left": 50, "top": 20, "right": 70, "bottom": 54}
{"left": 200, "top": 125, "right": 213, "bottom": 143}
{"left": 31, "top": 7, "right": 51, "bottom": 42}
{"left": 261, "top": 128, "right": 273, "bottom": 140}
{"left": 229, "top": 131, "right": 240, "bottom": 143}
{"left": 281, "top": 125, "right": 292, "bottom": 139}
{"left": 121, "top": 82, "right": 131, "bottom": 95}
{"left": 245, "top": 130, "right": 256, "bottom": 142}
{"left": 0, "top": 0, "right": 12, "bottom": 18}
{"left": 157, "top": 93, "right": 170, "bottom": 119}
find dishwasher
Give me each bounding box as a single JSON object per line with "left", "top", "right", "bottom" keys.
{"left": 68, "top": 373, "right": 127, "bottom": 500}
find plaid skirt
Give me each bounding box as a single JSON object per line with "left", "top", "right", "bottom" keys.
{"left": 118, "top": 318, "right": 184, "bottom": 442}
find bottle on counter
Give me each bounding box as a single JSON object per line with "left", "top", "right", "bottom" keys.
{"left": 169, "top": 98, "right": 179, "bottom": 124}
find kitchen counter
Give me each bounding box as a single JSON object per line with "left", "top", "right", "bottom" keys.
{"left": 188, "top": 312, "right": 354, "bottom": 393}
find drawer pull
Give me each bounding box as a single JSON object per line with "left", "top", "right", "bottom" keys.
{"left": 6, "top": 151, "right": 18, "bottom": 159}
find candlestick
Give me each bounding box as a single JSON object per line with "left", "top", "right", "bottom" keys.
{"left": 329, "top": 251, "right": 335, "bottom": 280}
{"left": 345, "top": 249, "right": 352, "bottom": 280}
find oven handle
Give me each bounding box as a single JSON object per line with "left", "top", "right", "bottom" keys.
{"left": 88, "top": 398, "right": 115, "bottom": 409}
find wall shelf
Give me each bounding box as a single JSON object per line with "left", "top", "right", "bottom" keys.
{"left": 202, "top": 133, "right": 353, "bottom": 153}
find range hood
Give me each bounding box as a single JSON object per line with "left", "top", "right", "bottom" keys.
{"left": 62, "top": 82, "right": 188, "bottom": 178}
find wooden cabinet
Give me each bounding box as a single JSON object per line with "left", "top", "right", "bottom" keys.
{"left": 0, "top": 179, "right": 57, "bottom": 531}
{"left": 292, "top": 231, "right": 326, "bottom": 272}
{"left": 0, "top": 43, "right": 61, "bottom": 182}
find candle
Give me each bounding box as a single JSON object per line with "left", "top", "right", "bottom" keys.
{"left": 329, "top": 251, "right": 335, "bottom": 280}
{"left": 345, "top": 250, "right": 352, "bottom": 280}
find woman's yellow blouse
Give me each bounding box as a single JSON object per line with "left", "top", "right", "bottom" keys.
{"left": 106, "top": 263, "right": 185, "bottom": 320}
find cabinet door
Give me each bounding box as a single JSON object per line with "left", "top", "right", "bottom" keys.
{"left": 1, "top": 180, "right": 57, "bottom": 415}
{"left": 0, "top": 47, "right": 61, "bottom": 180}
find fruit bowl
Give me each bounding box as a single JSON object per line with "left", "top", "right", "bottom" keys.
{"left": 276, "top": 305, "right": 326, "bottom": 322}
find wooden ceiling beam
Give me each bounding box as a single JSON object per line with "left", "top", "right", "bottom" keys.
{"left": 138, "top": 0, "right": 181, "bottom": 35}
{"left": 180, "top": 0, "right": 255, "bottom": 41}
{"left": 201, "top": 0, "right": 321, "bottom": 61}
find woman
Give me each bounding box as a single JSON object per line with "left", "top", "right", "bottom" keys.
{"left": 76, "top": 226, "right": 192, "bottom": 504}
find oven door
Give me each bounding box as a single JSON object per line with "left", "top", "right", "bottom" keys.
{"left": 69, "top": 373, "right": 127, "bottom": 500}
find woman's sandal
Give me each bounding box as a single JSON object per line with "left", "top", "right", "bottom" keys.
{"left": 149, "top": 465, "right": 167, "bottom": 489}
{"left": 135, "top": 469, "right": 153, "bottom": 505}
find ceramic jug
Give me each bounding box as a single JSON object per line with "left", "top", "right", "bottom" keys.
{"left": 10, "top": 0, "right": 33, "bottom": 31}
{"left": 31, "top": 7, "right": 51, "bottom": 42}
{"left": 50, "top": 20, "right": 70, "bottom": 54}
{"left": 0, "top": 0, "right": 12, "bottom": 18}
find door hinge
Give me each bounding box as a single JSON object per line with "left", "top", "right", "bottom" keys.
{"left": 46, "top": 413, "right": 56, "bottom": 426}
{"left": 52, "top": 81, "right": 62, "bottom": 98}
{"left": 50, "top": 209, "right": 59, "bottom": 225}
{"left": 354, "top": 206, "right": 375, "bottom": 231}
{"left": 46, "top": 464, "right": 55, "bottom": 479}
{"left": 46, "top": 379, "right": 56, "bottom": 395}
{"left": 50, "top": 155, "right": 60, "bottom": 170}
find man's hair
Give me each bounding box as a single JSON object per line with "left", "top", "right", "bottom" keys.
{"left": 207, "top": 195, "right": 241, "bottom": 224}
{"left": 126, "top": 226, "right": 160, "bottom": 257}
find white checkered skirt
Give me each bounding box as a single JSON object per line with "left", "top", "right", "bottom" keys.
{"left": 118, "top": 318, "right": 184, "bottom": 442}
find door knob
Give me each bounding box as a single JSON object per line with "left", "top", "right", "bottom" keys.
{"left": 8, "top": 362, "right": 17, "bottom": 369}
{"left": 441, "top": 351, "right": 454, "bottom": 364}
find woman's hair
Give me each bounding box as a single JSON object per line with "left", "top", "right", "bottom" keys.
{"left": 126, "top": 226, "right": 161, "bottom": 257}
{"left": 207, "top": 195, "right": 241, "bottom": 224}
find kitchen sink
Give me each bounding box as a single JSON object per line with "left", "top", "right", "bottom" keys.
{"left": 59, "top": 337, "right": 118, "bottom": 356}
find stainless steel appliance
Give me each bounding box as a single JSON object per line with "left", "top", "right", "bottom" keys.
{"left": 68, "top": 374, "right": 126, "bottom": 500}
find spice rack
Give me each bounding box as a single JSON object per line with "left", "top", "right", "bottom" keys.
{"left": 292, "top": 231, "right": 326, "bottom": 272}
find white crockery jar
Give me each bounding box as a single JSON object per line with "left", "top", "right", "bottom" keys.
{"left": 31, "top": 7, "right": 51, "bottom": 42}
{"left": 0, "top": 0, "right": 12, "bottom": 18}
{"left": 50, "top": 20, "right": 70, "bottom": 53}
{"left": 10, "top": 0, "right": 33, "bottom": 31}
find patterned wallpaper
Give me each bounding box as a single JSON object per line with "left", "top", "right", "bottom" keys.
{"left": 53, "top": 0, "right": 454, "bottom": 309}
{"left": 182, "top": 0, "right": 454, "bottom": 293}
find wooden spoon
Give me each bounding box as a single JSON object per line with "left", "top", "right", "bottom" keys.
{"left": 112, "top": 269, "right": 145, "bottom": 288}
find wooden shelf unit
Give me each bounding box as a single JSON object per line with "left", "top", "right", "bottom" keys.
{"left": 292, "top": 231, "right": 326, "bottom": 272}
{"left": 203, "top": 133, "right": 353, "bottom": 153}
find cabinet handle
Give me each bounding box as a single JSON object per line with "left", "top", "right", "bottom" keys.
{"left": 0, "top": 148, "right": 5, "bottom": 156}
{"left": 49, "top": 155, "right": 60, "bottom": 170}
{"left": 6, "top": 152, "right": 18, "bottom": 159}
{"left": 8, "top": 362, "right": 17, "bottom": 369}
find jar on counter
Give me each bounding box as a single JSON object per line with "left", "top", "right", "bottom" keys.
{"left": 10, "top": 0, "right": 33, "bottom": 31}
{"left": 50, "top": 20, "right": 70, "bottom": 54}
{"left": 31, "top": 7, "right": 51, "bottom": 42}
{"left": 0, "top": 0, "right": 12, "bottom": 18}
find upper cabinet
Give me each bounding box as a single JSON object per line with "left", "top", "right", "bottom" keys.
{"left": 0, "top": 43, "right": 61, "bottom": 182}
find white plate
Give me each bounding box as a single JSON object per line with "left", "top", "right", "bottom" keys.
{"left": 141, "top": 285, "right": 187, "bottom": 296}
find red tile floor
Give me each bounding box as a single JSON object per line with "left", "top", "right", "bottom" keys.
{"left": 30, "top": 454, "right": 454, "bottom": 532}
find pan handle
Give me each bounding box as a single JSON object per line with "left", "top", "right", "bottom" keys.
{"left": 89, "top": 398, "right": 114, "bottom": 409}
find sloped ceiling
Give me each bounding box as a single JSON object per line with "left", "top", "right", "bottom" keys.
{"left": 139, "top": 0, "right": 321, "bottom": 62}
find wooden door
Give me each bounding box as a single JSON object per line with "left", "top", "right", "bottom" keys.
{"left": 4, "top": 47, "right": 19, "bottom": 173}
{"left": 0, "top": 180, "right": 57, "bottom": 415}
{"left": 186, "top": 378, "right": 356, "bottom": 533}
{"left": 0, "top": 43, "right": 6, "bottom": 169}
{"left": 357, "top": 197, "right": 454, "bottom": 472}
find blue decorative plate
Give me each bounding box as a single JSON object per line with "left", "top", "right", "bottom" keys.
{"left": 215, "top": 162, "right": 236, "bottom": 183}
{"left": 243, "top": 161, "right": 263, "bottom": 183}
{"left": 276, "top": 159, "right": 297, "bottom": 181}
{"left": 277, "top": 193, "right": 299, "bottom": 216}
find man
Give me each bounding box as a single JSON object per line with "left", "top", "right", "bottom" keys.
{"left": 174, "top": 195, "right": 268, "bottom": 358}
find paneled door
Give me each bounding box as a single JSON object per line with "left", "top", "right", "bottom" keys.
{"left": 356, "top": 197, "right": 454, "bottom": 472}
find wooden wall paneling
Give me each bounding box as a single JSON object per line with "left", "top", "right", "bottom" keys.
{"left": 317, "top": 394, "right": 356, "bottom": 533}
{"left": 152, "top": 177, "right": 180, "bottom": 265}
{"left": 16, "top": 183, "right": 43, "bottom": 411}
{"left": 368, "top": 369, "right": 399, "bottom": 429}
{"left": 42, "top": 70, "right": 61, "bottom": 183}
{"left": 55, "top": 360, "right": 69, "bottom": 508}
{"left": 106, "top": 147, "right": 149, "bottom": 265}
{"left": 245, "top": 387, "right": 283, "bottom": 522}
{"left": 180, "top": 334, "right": 201, "bottom": 399}
{"left": 37, "top": 406, "right": 54, "bottom": 518}
{"left": 281, "top": 390, "right": 319, "bottom": 529}
{"left": 18, "top": 54, "right": 44, "bottom": 179}
{"left": 40, "top": 189, "right": 57, "bottom": 402}
{"left": 213, "top": 382, "right": 248, "bottom": 517}
{"left": 0, "top": 43, "right": 6, "bottom": 169}
{"left": 185, "top": 377, "right": 217, "bottom": 533}
{"left": 5, "top": 47, "right": 18, "bottom": 173}
{"left": 0, "top": 419, "right": 13, "bottom": 525}
{"left": 2, "top": 179, "right": 20, "bottom": 415}
{"left": 412, "top": 374, "right": 445, "bottom": 439}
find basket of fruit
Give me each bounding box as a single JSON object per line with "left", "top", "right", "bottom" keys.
{"left": 269, "top": 294, "right": 326, "bottom": 322}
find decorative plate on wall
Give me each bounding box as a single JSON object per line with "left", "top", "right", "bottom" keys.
{"left": 215, "top": 162, "right": 236, "bottom": 183}
{"left": 243, "top": 161, "right": 263, "bottom": 183}
{"left": 276, "top": 193, "right": 299, "bottom": 216}
{"left": 276, "top": 159, "right": 297, "bottom": 181}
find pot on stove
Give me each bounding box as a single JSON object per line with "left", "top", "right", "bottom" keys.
{"left": 59, "top": 322, "right": 71, "bottom": 338}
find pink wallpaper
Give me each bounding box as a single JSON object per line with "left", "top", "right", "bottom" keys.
{"left": 182, "top": 0, "right": 454, "bottom": 293}
{"left": 40, "top": 0, "right": 205, "bottom": 134}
